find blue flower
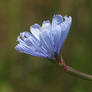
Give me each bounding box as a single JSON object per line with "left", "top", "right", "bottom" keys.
{"left": 15, "top": 14, "right": 72, "bottom": 60}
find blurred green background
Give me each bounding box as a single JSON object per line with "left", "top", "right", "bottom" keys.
{"left": 0, "top": 0, "right": 92, "bottom": 92}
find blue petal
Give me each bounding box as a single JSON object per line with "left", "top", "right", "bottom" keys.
{"left": 41, "top": 20, "right": 51, "bottom": 30}
{"left": 51, "top": 25, "right": 62, "bottom": 53}
{"left": 16, "top": 32, "right": 49, "bottom": 58}
{"left": 39, "top": 30, "right": 55, "bottom": 59}
{"left": 20, "top": 32, "right": 31, "bottom": 41}
{"left": 51, "top": 15, "right": 64, "bottom": 53}
{"left": 52, "top": 14, "right": 63, "bottom": 26}
{"left": 41, "top": 20, "right": 56, "bottom": 59}
{"left": 30, "top": 24, "right": 41, "bottom": 40}
{"left": 15, "top": 44, "right": 46, "bottom": 58}
{"left": 57, "top": 16, "right": 72, "bottom": 54}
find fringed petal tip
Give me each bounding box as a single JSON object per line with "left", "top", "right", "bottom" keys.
{"left": 52, "top": 14, "right": 63, "bottom": 25}
{"left": 64, "top": 16, "right": 72, "bottom": 23}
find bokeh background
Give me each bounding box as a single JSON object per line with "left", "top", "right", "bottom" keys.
{"left": 0, "top": 0, "right": 92, "bottom": 92}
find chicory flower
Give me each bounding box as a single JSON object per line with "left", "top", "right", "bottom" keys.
{"left": 15, "top": 14, "right": 72, "bottom": 60}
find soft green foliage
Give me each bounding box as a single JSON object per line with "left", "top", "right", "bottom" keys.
{"left": 0, "top": 0, "right": 92, "bottom": 92}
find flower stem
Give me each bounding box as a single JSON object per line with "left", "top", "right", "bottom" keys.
{"left": 60, "top": 57, "right": 92, "bottom": 81}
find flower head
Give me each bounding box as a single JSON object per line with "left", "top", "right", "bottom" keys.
{"left": 15, "top": 14, "right": 72, "bottom": 60}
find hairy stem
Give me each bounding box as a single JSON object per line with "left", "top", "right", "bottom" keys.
{"left": 60, "top": 58, "right": 92, "bottom": 81}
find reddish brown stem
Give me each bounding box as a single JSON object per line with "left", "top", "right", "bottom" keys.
{"left": 58, "top": 57, "right": 92, "bottom": 81}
